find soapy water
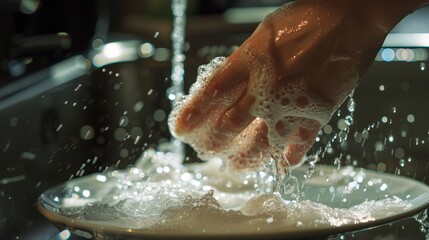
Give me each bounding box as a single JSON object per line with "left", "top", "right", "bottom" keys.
{"left": 65, "top": 154, "right": 412, "bottom": 234}
{"left": 167, "top": 0, "right": 188, "bottom": 163}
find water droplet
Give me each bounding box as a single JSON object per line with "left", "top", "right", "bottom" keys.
{"left": 114, "top": 128, "right": 127, "bottom": 141}
{"left": 154, "top": 31, "right": 160, "bottom": 38}
{"left": 9, "top": 117, "right": 18, "bottom": 127}
{"left": 133, "top": 101, "right": 144, "bottom": 112}
{"left": 345, "top": 115, "right": 354, "bottom": 126}
{"left": 394, "top": 148, "right": 405, "bottom": 159}
{"left": 379, "top": 85, "right": 385, "bottom": 91}
{"left": 75, "top": 84, "right": 82, "bottom": 91}
{"left": 407, "top": 114, "right": 415, "bottom": 123}
{"left": 377, "top": 163, "right": 386, "bottom": 172}
{"left": 395, "top": 168, "right": 401, "bottom": 175}
{"left": 113, "top": 83, "right": 121, "bottom": 90}
{"left": 120, "top": 149, "right": 129, "bottom": 158}
{"left": 375, "top": 141, "right": 384, "bottom": 152}
{"left": 334, "top": 158, "right": 341, "bottom": 166}
{"left": 399, "top": 159, "right": 405, "bottom": 167}
{"left": 154, "top": 109, "right": 166, "bottom": 122}
{"left": 420, "top": 62, "right": 426, "bottom": 71}
{"left": 347, "top": 99, "right": 356, "bottom": 112}
{"left": 323, "top": 125, "right": 333, "bottom": 134}
{"left": 361, "top": 129, "right": 369, "bottom": 139}
{"left": 80, "top": 125, "right": 95, "bottom": 140}
{"left": 148, "top": 89, "right": 154, "bottom": 95}
{"left": 337, "top": 119, "right": 348, "bottom": 130}
{"left": 337, "top": 109, "right": 341, "bottom": 116}
{"left": 119, "top": 116, "right": 129, "bottom": 127}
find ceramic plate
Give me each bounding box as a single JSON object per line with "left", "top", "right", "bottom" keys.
{"left": 38, "top": 164, "right": 429, "bottom": 239}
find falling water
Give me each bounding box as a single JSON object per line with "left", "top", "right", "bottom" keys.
{"left": 168, "top": 0, "right": 187, "bottom": 163}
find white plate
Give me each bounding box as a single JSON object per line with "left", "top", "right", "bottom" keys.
{"left": 38, "top": 164, "right": 429, "bottom": 239}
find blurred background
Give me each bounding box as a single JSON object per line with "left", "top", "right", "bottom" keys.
{"left": 0, "top": 0, "right": 428, "bottom": 239}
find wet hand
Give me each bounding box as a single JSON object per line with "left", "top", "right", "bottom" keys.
{"left": 170, "top": 0, "right": 385, "bottom": 172}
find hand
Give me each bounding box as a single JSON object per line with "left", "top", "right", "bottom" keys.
{"left": 169, "top": 0, "right": 398, "bottom": 172}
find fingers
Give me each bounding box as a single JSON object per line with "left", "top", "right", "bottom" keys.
{"left": 283, "top": 119, "right": 320, "bottom": 167}
{"left": 173, "top": 51, "right": 249, "bottom": 136}
{"left": 216, "top": 92, "right": 256, "bottom": 138}
{"left": 226, "top": 117, "right": 320, "bottom": 172}
{"left": 228, "top": 118, "right": 270, "bottom": 171}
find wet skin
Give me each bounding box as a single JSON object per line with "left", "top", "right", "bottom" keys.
{"left": 171, "top": 0, "right": 429, "bottom": 172}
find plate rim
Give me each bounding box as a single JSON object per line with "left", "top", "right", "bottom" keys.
{"left": 37, "top": 164, "right": 429, "bottom": 239}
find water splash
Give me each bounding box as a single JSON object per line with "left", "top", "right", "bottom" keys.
{"left": 415, "top": 209, "right": 429, "bottom": 239}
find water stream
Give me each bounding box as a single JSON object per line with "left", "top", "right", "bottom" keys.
{"left": 168, "top": 0, "right": 188, "bottom": 164}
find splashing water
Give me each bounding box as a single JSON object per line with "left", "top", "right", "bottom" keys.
{"left": 62, "top": 154, "right": 412, "bottom": 235}
{"left": 415, "top": 209, "right": 429, "bottom": 239}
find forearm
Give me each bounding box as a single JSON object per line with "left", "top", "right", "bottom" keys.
{"left": 351, "top": 0, "right": 429, "bottom": 34}
{"left": 285, "top": 0, "right": 429, "bottom": 106}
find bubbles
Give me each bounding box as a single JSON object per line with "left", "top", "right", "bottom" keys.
{"left": 63, "top": 157, "right": 413, "bottom": 235}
